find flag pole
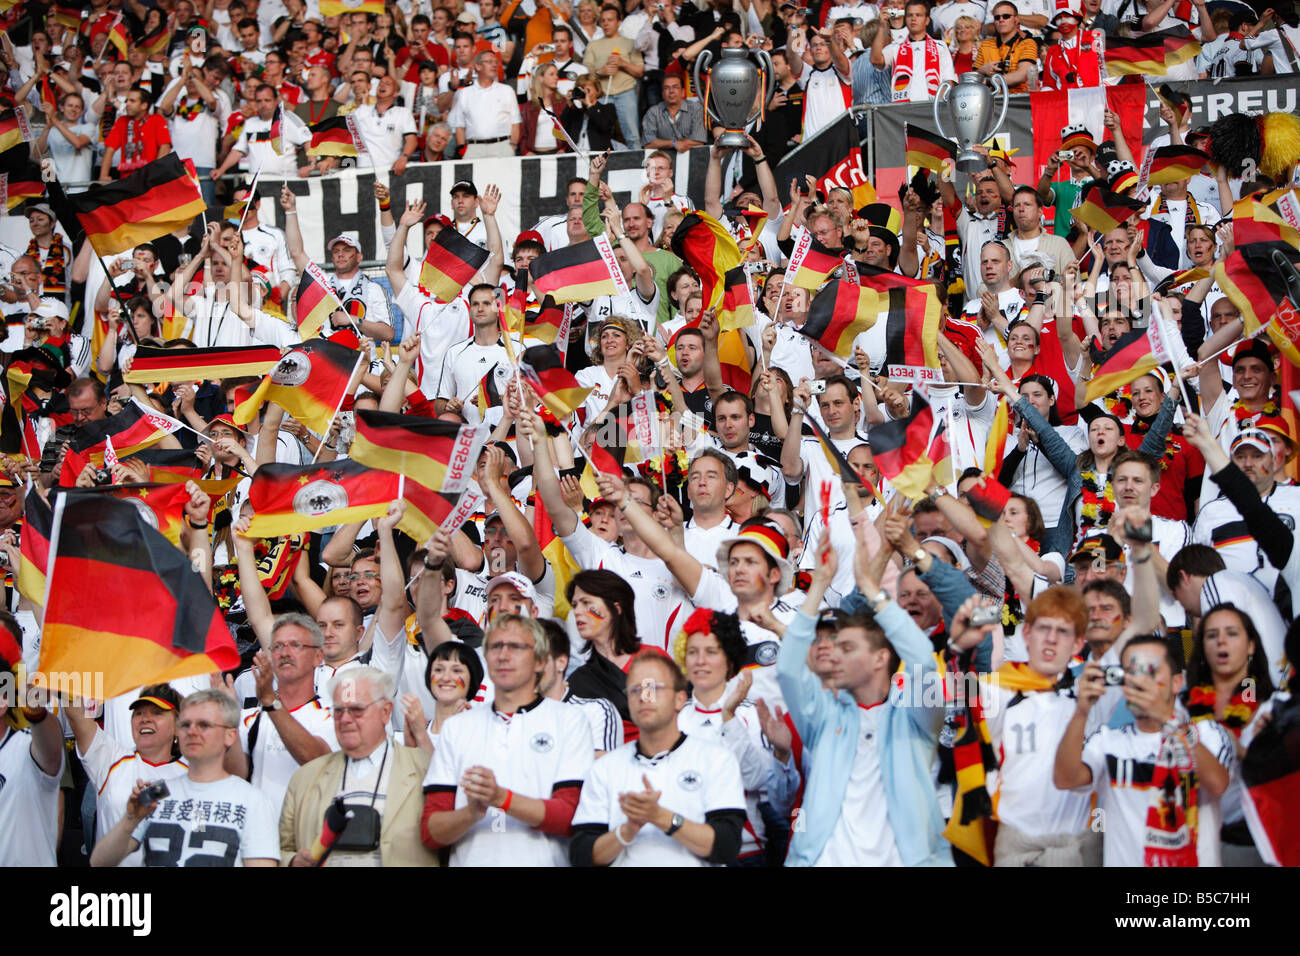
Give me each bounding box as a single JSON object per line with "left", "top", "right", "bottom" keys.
{"left": 312, "top": 352, "right": 364, "bottom": 464}
{"left": 1193, "top": 320, "right": 1273, "bottom": 370}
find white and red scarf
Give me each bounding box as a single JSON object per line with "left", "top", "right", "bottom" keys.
{"left": 893, "top": 37, "right": 941, "bottom": 103}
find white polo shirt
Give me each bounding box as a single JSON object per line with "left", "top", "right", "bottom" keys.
{"left": 78, "top": 731, "right": 189, "bottom": 868}
{"left": 691, "top": 569, "right": 799, "bottom": 710}
{"left": 233, "top": 113, "right": 308, "bottom": 177}
{"left": 677, "top": 699, "right": 771, "bottom": 859}
{"left": 422, "top": 696, "right": 593, "bottom": 866}
{"left": 352, "top": 102, "right": 417, "bottom": 171}
{"left": 447, "top": 80, "right": 521, "bottom": 142}
{"left": 0, "top": 727, "right": 63, "bottom": 866}
{"left": 571, "top": 732, "right": 746, "bottom": 866}
{"left": 239, "top": 698, "right": 338, "bottom": 816}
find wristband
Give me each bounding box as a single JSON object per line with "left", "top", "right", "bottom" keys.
{"left": 615, "top": 822, "right": 636, "bottom": 847}
{"left": 20, "top": 706, "right": 48, "bottom": 723}
{"left": 1132, "top": 549, "right": 1153, "bottom": 565}
{"left": 186, "top": 517, "right": 208, "bottom": 530}
{"left": 500, "top": 789, "right": 513, "bottom": 813}
{"left": 285, "top": 210, "right": 298, "bottom": 217}
{"left": 378, "top": 198, "right": 391, "bottom": 211}
{"left": 618, "top": 497, "right": 632, "bottom": 512}
{"left": 754, "top": 155, "right": 768, "bottom": 165}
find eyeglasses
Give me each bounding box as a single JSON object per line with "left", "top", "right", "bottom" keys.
{"left": 69, "top": 406, "right": 101, "bottom": 420}
{"left": 993, "top": 12, "right": 1015, "bottom": 19}
{"left": 333, "top": 700, "right": 379, "bottom": 719}
{"left": 271, "top": 640, "right": 319, "bottom": 653}
{"left": 347, "top": 571, "right": 380, "bottom": 582}
{"left": 626, "top": 679, "right": 668, "bottom": 699}
{"left": 178, "top": 720, "right": 233, "bottom": 732}
{"left": 485, "top": 640, "right": 533, "bottom": 655}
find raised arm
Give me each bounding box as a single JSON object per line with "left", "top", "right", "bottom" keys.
{"left": 593, "top": 472, "right": 704, "bottom": 597}
{"left": 387, "top": 199, "right": 426, "bottom": 297}
{"left": 480, "top": 445, "right": 545, "bottom": 582}
{"left": 519, "top": 411, "right": 578, "bottom": 537}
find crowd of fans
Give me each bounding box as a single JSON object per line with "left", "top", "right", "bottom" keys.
{"left": 0, "top": 0, "right": 1298, "bottom": 869}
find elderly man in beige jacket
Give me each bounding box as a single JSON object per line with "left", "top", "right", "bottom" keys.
{"left": 281, "top": 667, "right": 439, "bottom": 867}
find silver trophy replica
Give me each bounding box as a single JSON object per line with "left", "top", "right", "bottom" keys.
{"left": 932, "top": 72, "right": 1010, "bottom": 175}
{"left": 693, "top": 47, "right": 775, "bottom": 149}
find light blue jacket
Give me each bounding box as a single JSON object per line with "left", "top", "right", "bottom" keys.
{"left": 776, "top": 604, "right": 953, "bottom": 867}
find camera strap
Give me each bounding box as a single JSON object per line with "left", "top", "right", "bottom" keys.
{"left": 340, "top": 739, "right": 390, "bottom": 812}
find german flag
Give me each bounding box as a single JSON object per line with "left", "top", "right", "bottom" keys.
{"left": 234, "top": 338, "right": 360, "bottom": 436}
{"left": 396, "top": 479, "right": 461, "bottom": 544}
{"left": 502, "top": 285, "right": 527, "bottom": 341}
{"left": 983, "top": 398, "right": 1011, "bottom": 476}
{"left": 351, "top": 409, "right": 489, "bottom": 494}
{"left": 63, "top": 401, "right": 180, "bottom": 476}
{"left": 17, "top": 486, "right": 51, "bottom": 604}
{"left": 1084, "top": 327, "right": 1160, "bottom": 403}
{"left": 799, "top": 279, "right": 880, "bottom": 359}
{"left": 243, "top": 459, "right": 400, "bottom": 537}
{"left": 670, "top": 211, "right": 743, "bottom": 311}
{"left": 1156, "top": 265, "right": 1212, "bottom": 292}
{"left": 476, "top": 362, "right": 508, "bottom": 417}
{"left": 107, "top": 16, "right": 129, "bottom": 59}
{"left": 528, "top": 235, "right": 626, "bottom": 304}
{"left": 51, "top": 5, "right": 82, "bottom": 28}
{"left": 320, "top": 0, "right": 384, "bottom": 14}
{"left": 99, "top": 482, "right": 191, "bottom": 547}
{"left": 587, "top": 407, "right": 629, "bottom": 476}
{"left": 140, "top": 26, "right": 171, "bottom": 58}
{"left": 786, "top": 227, "right": 844, "bottom": 291}
{"left": 1229, "top": 197, "right": 1300, "bottom": 251}
{"left": 1, "top": 167, "right": 45, "bottom": 211}
{"left": 296, "top": 262, "right": 345, "bottom": 339}
{"left": 1215, "top": 240, "right": 1300, "bottom": 367}
{"left": 520, "top": 344, "right": 593, "bottom": 418}
{"left": 1104, "top": 25, "right": 1200, "bottom": 76}
{"left": 868, "top": 392, "right": 942, "bottom": 501}
{"left": 40, "top": 493, "right": 239, "bottom": 699}
{"left": 1241, "top": 695, "right": 1300, "bottom": 866}
{"left": 1071, "top": 184, "right": 1144, "bottom": 235}
{"left": 0, "top": 109, "right": 31, "bottom": 153}
{"left": 905, "top": 124, "right": 957, "bottom": 173}
{"left": 966, "top": 475, "right": 1011, "bottom": 526}
{"left": 419, "top": 221, "right": 490, "bottom": 302}
{"left": 716, "top": 267, "right": 755, "bottom": 332}
{"left": 71, "top": 154, "right": 207, "bottom": 257}
{"left": 126, "top": 447, "right": 205, "bottom": 484}
{"left": 307, "top": 115, "right": 360, "bottom": 158}
{"left": 858, "top": 267, "right": 942, "bottom": 371}
{"left": 124, "top": 344, "right": 282, "bottom": 385}
{"left": 717, "top": 328, "right": 752, "bottom": 394}
{"left": 524, "top": 296, "right": 570, "bottom": 345}
{"left": 1146, "top": 145, "right": 1211, "bottom": 187}
{"left": 535, "top": 492, "right": 581, "bottom": 618}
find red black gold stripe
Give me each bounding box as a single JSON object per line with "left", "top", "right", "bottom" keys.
{"left": 124, "top": 344, "right": 282, "bottom": 384}
{"left": 1084, "top": 327, "right": 1158, "bottom": 403}
{"left": 519, "top": 344, "right": 593, "bottom": 418}
{"left": 528, "top": 238, "right": 623, "bottom": 304}
{"left": 670, "top": 211, "right": 743, "bottom": 311}
{"left": 71, "top": 154, "right": 207, "bottom": 257}
{"left": 244, "top": 459, "right": 400, "bottom": 537}
{"left": 905, "top": 124, "right": 957, "bottom": 173}
{"left": 799, "top": 278, "right": 880, "bottom": 358}
{"left": 351, "top": 409, "right": 486, "bottom": 494}
{"left": 419, "top": 224, "right": 490, "bottom": 302}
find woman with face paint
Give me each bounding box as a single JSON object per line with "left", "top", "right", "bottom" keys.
{"left": 400, "top": 643, "right": 486, "bottom": 755}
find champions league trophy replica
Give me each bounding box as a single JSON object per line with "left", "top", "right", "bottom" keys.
{"left": 693, "top": 47, "right": 775, "bottom": 150}
{"left": 933, "top": 72, "right": 1010, "bottom": 175}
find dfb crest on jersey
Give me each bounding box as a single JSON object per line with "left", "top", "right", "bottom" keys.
{"left": 530, "top": 732, "right": 555, "bottom": 753}
{"left": 294, "top": 479, "right": 348, "bottom": 517}
{"left": 677, "top": 770, "right": 702, "bottom": 791}
{"left": 751, "top": 641, "right": 779, "bottom": 667}
{"left": 652, "top": 584, "right": 668, "bottom": 601}
{"left": 128, "top": 497, "right": 159, "bottom": 530}
{"left": 272, "top": 352, "right": 311, "bottom": 386}
{"left": 493, "top": 364, "right": 510, "bottom": 384}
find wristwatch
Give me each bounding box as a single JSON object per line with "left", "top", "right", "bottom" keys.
{"left": 665, "top": 812, "right": 684, "bottom": 836}
{"left": 869, "top": 589, "right": 890, "bottom": 612}
{"left": 262, "top": 697, "right": 283, "bottom": 713}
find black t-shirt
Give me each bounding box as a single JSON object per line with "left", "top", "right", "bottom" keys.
{"left": 749, "top": 411, "right": 782, "bottom": 462}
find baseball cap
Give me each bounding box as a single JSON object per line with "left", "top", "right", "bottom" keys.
{"left": 450, "top": 180, "right": 478, "bottom": 197}
{"left": 455, "top": 11, "right": 477, "bottom": 22}
{"left": 25, "top": 202, "right": 55, "bottom": 220}
{"left": 1052, "top": 7, "right": 1082, "bottom": 21}
{"left": 485, "top": 571, "right": 540, "bottom": 606}
{"left": 1255, "top": 414, "right": 1297, "bottom": 452}
{"left": 423, "top": 213, "right": 454, "bottom": 231}
{"left": 130, "top": 684, "right": 182, "bottom": 711}
{"left": 716, "top": 521, "right": 792, "bottom": 593}
{"left": 34, "top": 298, "right": 70, "bottom": 323}
{"left": 327, "top": 234, "right": 362, "bottom": 253}
{"left": 1068, "top": 532, "right": 1124, "bottom": 565}
{"left": 515, "top": 229, "right": 545, "bottom": 247}
{"left": 206, "top": 412, "right": 248, "bottom": 437}
{"left": 1231, "top": 428, "right": 1273, "bottom": 456}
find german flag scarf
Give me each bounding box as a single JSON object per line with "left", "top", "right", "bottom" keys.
{"left": 943, "top": 662, "right": 1058, "bottom": 864}
{"left": 1144, "top": 716, "right": 1200, "bottom": 867}
{"left": 1187, "top": 680, "right": 1258, "bottom": 739}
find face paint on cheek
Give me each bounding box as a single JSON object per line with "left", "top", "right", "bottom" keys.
{"left": 455, "top": 677, "right": 466, "bottom": 690}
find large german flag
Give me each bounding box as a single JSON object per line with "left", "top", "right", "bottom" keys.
{"left": 234, "top": 338, "right": 360, "bottom": 435}
{"left": 307, "top": 115, "right": 360, "bottom": 157}
{"left": 1229, "top": 197, "right": 1300, "bottom": 251}
{"left": 71, "top": 154, "right": 206, "bottom": 257}
{"left": 528, "top": 235, "right": 626, "bottom": 304}
{"left": 524, "top": 296, "right": 570, "bottom": 345}
{"left": 717, "top": 266, "right": 755, "bottom": 332}
{"left": 124, "top": 344, "right": 282, "bottom": 384}
{"left": 1071, "top": 184, "right": 1145, "bottom": 235}
{"left": 98, "top": 482, "right": 191, "bottom": 547}
{"left": 351, "top": 409, "right": 489, "bottom": 494}
{"left": 1084, "top": 327, "right": 1160, "bottom": 403}
{"left": 670, "top": 211, "right": 743, "bottom": 311}
{"left": 40, "top": 493, "right": 239, "bottom": 699}
{"left": 1146, "top": 145, "right": 1210, "bottom": 187}
{"left": 0, "top": 109, "right": 31, "bottom": 153}
{"left": 520, "top": 344, "right": 593, "bottom": 418}
{"left": 64, "top": 400, "right": 180, "bottom": 472}
{"left": 16, "top": 486, "right": 51, "bottom": 604}
{"left": 126, "top": 446, "right": 205, "bottom": 484}
{"left": 868, "top": 392, "right": 942, "bottom": 501}
{"left": 799, "top": 279, "right": 879, "bottom": 358}
{"left": 1241, "top": 694, "right": 1300, "bottom": 866}
{"left": 244, "top": 459, "right": 400, "bottom": 537}
{"left": 296, "top": 262, "right": 344, "bottom": 339}
{"left": 858, "top": 267, "right": 942, "bottom": 371}
{"left": 419, "top": 224, "right": 491, "bottom": 302}
{"left": 1, "top": 166, "right": 45, "bottom": 211}
{"left": 1215, "top": 239, "right": 1300, "bottom": 367}
{"left": 786, "top": 226, "right": 844, "bottom": 291}
{"left": 905, "top": 124, "right": 956, "bottom": 173}
{"left": 1104, "top": 25, "right": 1199, "bottom": 76}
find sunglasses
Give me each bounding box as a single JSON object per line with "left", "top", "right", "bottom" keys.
{"left": 993, "top": 12, "right": 1015, "bottom": 19}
